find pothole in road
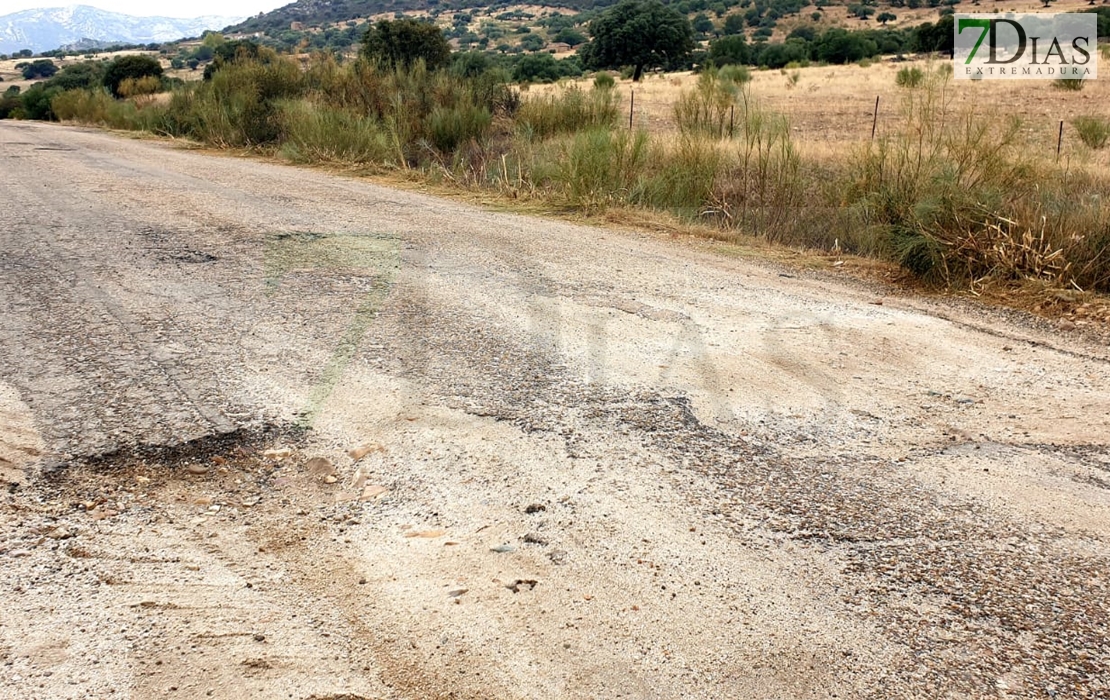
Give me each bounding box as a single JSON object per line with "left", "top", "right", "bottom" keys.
{"left": 164, "top": 249, "right": 218, "bottom": 264}
{"left": 50, "top": 423, "right": 307, "bottom": 479}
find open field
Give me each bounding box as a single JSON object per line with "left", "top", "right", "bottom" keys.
{"left": 0, "top": 52, "right": 202, "bottom": 93}
{"left": 535, "top": 59, "right": 1110, "bottom": 166}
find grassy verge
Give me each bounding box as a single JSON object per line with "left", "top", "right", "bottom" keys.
{"left": 39, "top": 53, "right": 1110, "bottom": 303}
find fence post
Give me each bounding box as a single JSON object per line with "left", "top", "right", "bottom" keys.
{"left": 871, "top": 95, "right": 880, "bottom": 142}
{"left": 1057, "top": 120, "right": 1064, "bottom": 161}
{"left": 730, "top": 104, "right": 735, "bottom": 138}
{"left": 629, "top": 90, "right": 635, "bottom": 130}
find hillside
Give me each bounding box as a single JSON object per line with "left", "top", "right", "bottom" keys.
{"left": 222, "top": 0, "right": 980, "bottom": 56}
{"left": 0, "top": 5, "right": 244, "bottom": 55}
{"left": 226, "top": 0, "right": 604, "bottom": 35}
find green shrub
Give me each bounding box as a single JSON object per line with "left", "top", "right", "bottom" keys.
{"left": 593, "top": 72, "right": 616, "bottom": 89}
{"left": 363, "top": 18, "right": 452, "bottom": 71}
{"left": 279, "top": 101, "right": 392, "bottom": 164}
{"left": 1053, "top": 77, "right": 1085, "bottom": 91}
{"left": 172, "top": 57, "right": 305, "bottom": 146}
{"left": 427, "top": 103, "right": 492, "bottom": 153}
{"left": 516, "top": 86, "right": 619, "bottom": 139}
{"left": 103, "top": 55, "right": 163, "bottom": 97}
{"left": 555, "top": 127, "right": 649, "bottom": 210}
{"left": 717, "top": 64, "right": 752, "bottom": 85}
{"left": 49, "top": 87, "right": 165, "bottom": 131}
{"left": 895, "top": 65, "right": 924, "bottom": 88}
{"left": 1072, "top": 115, "right": 1110, "bottom": 150}
{"left": 638, "top": 135, "right": 721, "bottom": 216}
{"left": 18, "top": 84, "right": 63, "bottom": 120}
{"left": 674, "top": 68, "right": 739, "bottom": 138}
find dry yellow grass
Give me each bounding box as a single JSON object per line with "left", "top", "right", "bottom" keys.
{"left": 536, "top": 57, "right": 1110, "bottom": 170}
{"left": 0, "top": 50, "right": 200, "bottom": 92}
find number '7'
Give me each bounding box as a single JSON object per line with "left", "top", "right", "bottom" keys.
{"left": 958, "top": 18, "right": 991, "bottom": 63}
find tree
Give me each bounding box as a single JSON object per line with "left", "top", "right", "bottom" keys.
{"left": 203, "top": 40, "right": 264, "bottom": 80}
{"left": 877, "top": 11, "right": 897, "bottom": 24}
{"left": 694, "top": 12, "right": 716, "bottom": 34}
{"left": 520, "top": 33, "right": 546, "bottom": 51}
{"left": 708, "top": 34, "right": 750, "bottom": 65}
{"left": 723, "top": 13, "right": 746, "bottom": 34}
{"left": 512, "top": 53, "right": 581, "bottom": 82}
{"left": 580, "top": 0, "right": 695, "bottom": 81}
{"left": 813, "top": 28, "right": 878, "bottom": 63}
{"left": 912, "top": 14, "right": 954, "bottom": 55}
{"left": 102, "top": 55, "right": 163, "bottom": 97}
{"left": 554, "top": 27, "right": 588, "bottom": 46}
{"left": 362, "top": 18, "right": 451, "bottom": 70}
{"left": 20, "top": 59, "right": 57, "bottom": 80}
{"left": 48, "top": 61, "right": 105, "bottom": 91}
{"left": 202, "top": 31, "right": 226, "bottom": 48}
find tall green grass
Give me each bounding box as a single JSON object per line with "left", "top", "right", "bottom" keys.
{"left": 1072, "top": 116, "right": 1110, "bottom": 151}
{"left": 51, "top": 87, "right": 167, "bottom": 131}
{"left": 516, "top": 85, "right": 618, "bottom": 140}
{"left": 673, "top": 68, "right": 742, "bottom": 139}
{"left": 279, "top": 101, "right": 392, "bottom": 165}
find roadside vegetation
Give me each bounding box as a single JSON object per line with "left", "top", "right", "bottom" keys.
{"left": 3, "top": 1, "right": 1110, "bottom": 297}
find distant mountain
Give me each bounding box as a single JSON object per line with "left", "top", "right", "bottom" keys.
{"left": 0, "top": 5, "right": 246, "bottom": 55}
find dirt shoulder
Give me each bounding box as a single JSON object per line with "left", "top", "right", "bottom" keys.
{"left": 2, "top": 120, "right": 1108, "bottom": 699}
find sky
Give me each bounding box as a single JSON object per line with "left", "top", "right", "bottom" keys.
{"left": 0, "top": 0, "right": 288, "bottom": 18}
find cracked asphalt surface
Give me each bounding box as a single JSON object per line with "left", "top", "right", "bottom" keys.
{"left": 2, "top": 121, "right": 1109, "bottom": 699}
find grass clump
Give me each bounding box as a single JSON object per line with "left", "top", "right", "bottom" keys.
{"left": 593, "top": 72, "right": 616, "bottom": 90}
{"left": 674, "top": 67, "right": 741, "bottom": 138}
{"left": 554, "top": 127, "right": 649, "bottom": 211}
{"left": 516, "top": 85, "right": 619, "bottom": 140}
{"left": 1053, "top": 77, "right": 1085, "bottom": 91}
{"left": 1071, "top": 116, "right": 1110, "bottom": 150}
{"left": 895, "top": 66, "right": 924, "bottom": 88}
{"left": 279, "top": 101, "right": 392, "bottom": 165}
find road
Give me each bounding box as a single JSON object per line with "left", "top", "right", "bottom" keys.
{"left": 1, "top": 120, "right": 1109, "bottom": 699}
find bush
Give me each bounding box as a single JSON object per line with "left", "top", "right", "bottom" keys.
{"left": 172, "top": 57, "right": 305, "bottom": 146}
{"left": 0, "top": 94, "right": 21, "bottom": 119}
{"left": 103, "top": 55, "right": 163, "bottom": 97}
{"left": 895, "top": 66, "right": 924, "bottom": 88}
{"left": 593, "top": 72, "right": 616, "bottom": 89}
{"left": 513, "top": 53, "right": 581, "bottom": 82}
{"left": 555, "top": 127, "right": 649, "bottom": 210}
{"left": 18, "top": 84, "right": 63, "bottom": 120}
{"left": 117, "top": 75, "right": 162, "bottom": 98}
{"left": 674, "top": 67, "right": 741, "bottom": 138}
{"left": 638, "top": 135, "right": 721, "bottom": 216}
{"left": 47, "top": 62, "right": 105, "bottom": 91}
{"left": 363, "top": 18, "right": 451, "bottom": 70}
{"left": 718, "top": 64, "right": 752, "bottom": 84}
{"left": 1053, "top": 77, "right": 1085, "bottom": 91}
{"left": 427, "top": 103, "right": 492, "bottom": 153}
{"left": 50, "top": 88, "right": 164, "bottom": 131}
{"left": 1072, "top": 115, "right": 1110, "bottom": 150}
{"left": 279, "top": 101, "right": 392, "bottom": 164}
{"left": 708, "top": 34, "right": 750, "bottom": 65}
{"left": 516, "top": 85, "right": 618, "bottom": 139}
{"left": 21, "top": 59, "right": 58, "bottom": 80}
